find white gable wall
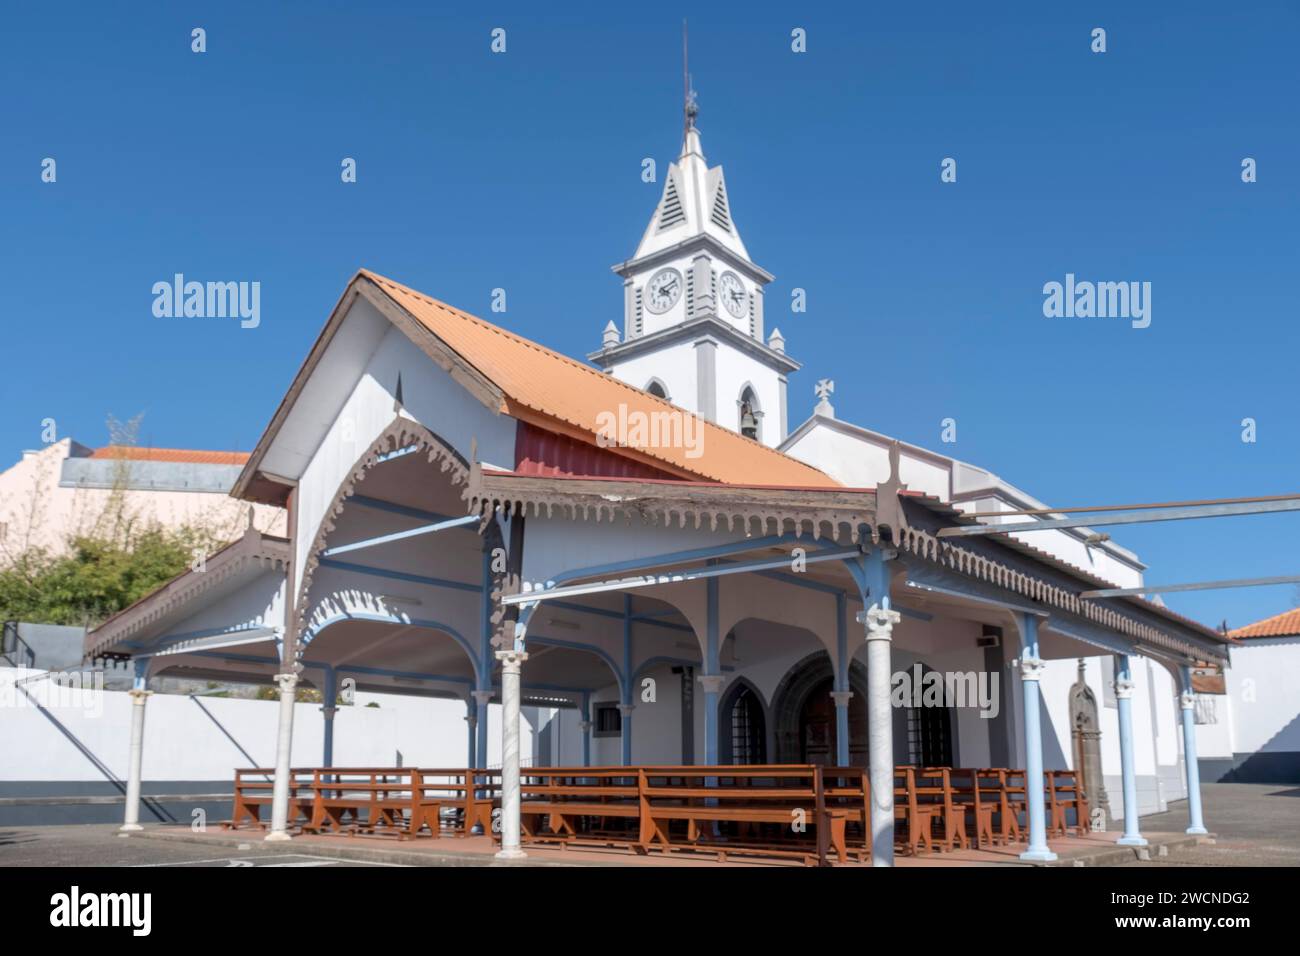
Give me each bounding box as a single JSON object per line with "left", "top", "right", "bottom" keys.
{"left": 291, "top": 300, "right": 517, "bottom": 599}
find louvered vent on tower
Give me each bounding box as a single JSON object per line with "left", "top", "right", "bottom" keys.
{"left": 657, "top": 172, "right": 686, "bottom": 230}
{"left": 710, "top": 181, "right": 732, "bottom": 232}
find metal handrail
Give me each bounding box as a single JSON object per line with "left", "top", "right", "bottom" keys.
{"left": 1, "top": 621, "right": 36, "bottom": 669}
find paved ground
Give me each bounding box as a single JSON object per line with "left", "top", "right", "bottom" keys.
{"left": 1, "top": 782, "right": 1294, "bottom": 867}
{"left": 0, "top": 826, "right": 396, "bottom": 867}
{"left": 1116, "top": 782, "right": 1300, "bottom": 867}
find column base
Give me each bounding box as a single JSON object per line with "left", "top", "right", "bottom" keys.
{"left": 264, "top": 830, "right": 293, "bottom": 843}
{"left": 1116, "top": 835, "right": 1148, "bottom": 847}
{"left": 118, "top": 823, "right": 143, "bottom": 834}
{"left": 494, "top": 848, "right": 527, "bottom": 861}
{"left": 1019, "top": 847, "right": 1058, "bottom": 862}
{"left": 1185, "top": 826, "right": 1208, "bottom": 836}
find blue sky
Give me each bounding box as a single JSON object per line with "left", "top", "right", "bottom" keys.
{"left": 1, "top": 1, "right": 1296, "bottom": 629}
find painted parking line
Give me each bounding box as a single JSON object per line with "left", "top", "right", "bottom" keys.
{"left": 134, "top": 854, "right": 401, "bottom": 867}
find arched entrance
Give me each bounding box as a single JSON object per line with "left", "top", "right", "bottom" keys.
{"left": 720, "top": 680, "right": 768, "bottom": 765}
{"left": 901, "top": 663, "right": 956, "bottom": 766}
{"left": 771, "top": 653, "right": 869, "bottom": 766}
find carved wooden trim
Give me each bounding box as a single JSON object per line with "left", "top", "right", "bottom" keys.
{"left": 291, "top": 417, "right": 471, "bottom": 656}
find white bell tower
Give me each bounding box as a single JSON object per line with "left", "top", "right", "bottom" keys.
{"left": 589, "top": 76, "right": 797, "bottom": 448}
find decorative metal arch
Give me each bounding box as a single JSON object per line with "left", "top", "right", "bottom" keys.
{"left": 292, "top": 417, "right": 472, "bottom": 653}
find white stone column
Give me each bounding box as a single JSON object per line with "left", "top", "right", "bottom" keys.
{"left": 495, "top": 648, "right": 528, "bottom": 860}
{"left": 858, "top": 603, "right": 899, "bottom": 867}
{"left": 265, "top": 670, "right": 299, "bottom": 842}
{"left": 119, "top": 688, "right": 151, "bottom": 833}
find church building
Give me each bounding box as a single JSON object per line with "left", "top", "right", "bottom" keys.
{"left": 84, "top": 93, "right": 1230, "bottom": 865}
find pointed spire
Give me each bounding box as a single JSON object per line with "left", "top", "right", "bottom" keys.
{"left": 681, "top": 20, "right": 702, "bottom": 161}
{"left": 393, "top": 372, "right": 405, "bottom": 412}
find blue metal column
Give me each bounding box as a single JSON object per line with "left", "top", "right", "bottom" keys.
{"left": 621, "top": 595, "right": 634, "bottom": 764}
{"left": 1114, "top": 653, "right": 1148, "bottom": 846}
{"left": 1018, "top": 613, "right": 1057, "bottom": 862}
{"left": 1178, "top": 664, "right": 1209, "bottom": 835}
{"left": 701, "top": 574, "right": 722, "bottom": 764}
{"left": 320, "top": 667, "right": 338, "bottom": 767}
{"left": 832, "top": 592, "right": 851, "bottom": 766}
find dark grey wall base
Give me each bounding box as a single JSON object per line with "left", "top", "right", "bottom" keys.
{"left": 1202, "top": 752, "right": 1300, "bottom": 784}
{"left": 0, "top": 781, "right": 233, "bottom": 828}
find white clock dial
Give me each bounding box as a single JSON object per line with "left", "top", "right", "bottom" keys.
{"left": 644, "top": 268, "right": 682, "bottom": 314}
{"left": 719, "top": 271, "right": 747, "bottom": 319}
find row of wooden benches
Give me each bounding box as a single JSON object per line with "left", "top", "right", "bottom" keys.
{"left": 224, "top": 767, "right": 498, "bottom": 839}
{"left": 224, "top": 764, "right": 1089, "bottom": 865}
{"left": 510, "top": 765, "right": 1089, "bottom": 864}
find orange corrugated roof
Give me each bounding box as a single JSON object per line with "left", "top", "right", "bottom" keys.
{"left": 361, "top": 270, "right": 838, "bottom": 488}
{"left": 1230, "top": 607, "right": 1300, "bottom": 639}
{"left": 91, "top": 446, "right": 250, "bottom": 466}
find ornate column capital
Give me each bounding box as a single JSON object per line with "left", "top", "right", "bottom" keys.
{"left": 274, "top": 672, "right": 299, "bottom": 695}
{"left": 320, "top": 705, "right": 338, "bottom": 718}
{"left": 857, "top": 603, "right": 901, "bottom": 642}
{"left": 578, "top": 720, "right": 592, "bottom": 733}
{"left": 617, "top": 703, "right": 636, "bottom": 717}
{"left": 494, "top": 649, "right": 529, "bottom": 673}
{"left": 127, "top": 688, "right": 152, "bottom": 703}
{"left": 1179, "top": 691, "right": 1195, "bottom": 711}
{"left": 829, "top": 690, "right": 854, "bottom": 707}
{"left": 471, "top": 689, "right": 495, "bottom": 707}
{"left": 697, "top": 674, "right": 725, "bottom": 694}
{"left": 1113, "top": 677, "right": 1135, "bottom": 700}
{"left": 1019, "top": 657, "right": 1047, "bottom": 682}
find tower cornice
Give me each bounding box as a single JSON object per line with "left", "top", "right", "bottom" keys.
{"left": 610, "top": 233, "right": 774, "bottom": 285}
{"left": 589, "top": 313, "right": 799, "bottom": 374}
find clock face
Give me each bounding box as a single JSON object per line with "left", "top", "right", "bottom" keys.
{"left": 719, "top": 271, "right": 748, "bottom": 319}
{"left": 644, "top": 268, "right": 682, "bottom": 314}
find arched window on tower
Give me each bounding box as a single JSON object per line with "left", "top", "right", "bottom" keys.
{"left": 645, "top": 379, "right": 669, "bottom": 401}
{"left": 738, "top": 385, "right": 760, "bottom": 441}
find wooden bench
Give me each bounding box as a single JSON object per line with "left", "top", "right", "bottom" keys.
{"left": 637, "top": 765, "right": 848, "bottom": 866}
{"left": 948, "top": 768, "right": 1007, "bottom": 848}
{"left": 915, "top": 767, "right": 970, "bottom": 852}
{"left": 822, "top": 766, "right": 871, "bottom": 861}
{"left": 1046, "top": 769, "right": 1090, "bottom": 837}
{"left": 223, "top": 768, "right": 314, "bottom": 831}
{"left": 893, "top": 767, "right": 944, "bottom": 855}
{"left": 515, "top": 768, "right": 643, "bottom": 848}
{"left": 305, "top": 768, "right": 496, "bottom": 839}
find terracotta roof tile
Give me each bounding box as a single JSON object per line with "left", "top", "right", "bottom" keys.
{"left": 1230, "top": 607, "right": 1300, "bottom": 639}
{"left": 91, "top": 446, "right": 250, "bottom": 466}
{"left": 360, "top": 270, "right": 838, "bottom": 488}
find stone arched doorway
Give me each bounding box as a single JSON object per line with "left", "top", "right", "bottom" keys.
{"left": 771, "top": 652, "right": 869, "bottom": 766}
{"left": 1070, "top": 659, "right": 1109, "bottom": 825}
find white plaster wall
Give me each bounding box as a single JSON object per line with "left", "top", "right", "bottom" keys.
{"left": 1224, "top": 637, "right": 1300, "bottom": 754}
{"left": 713, "top": 346, "right": 783, "bottom": 448}
{"left": 783, "top": 420, "right": 1145, "bottom": 588}
{"left": 292, "top": 304, "right": 516, "bottom": 598}
{"left": 605, "top": 340, "right": 698, "bottom": 413}
{"left": 0, "top": 670, "right": 587, "bottom": 782}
